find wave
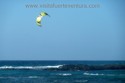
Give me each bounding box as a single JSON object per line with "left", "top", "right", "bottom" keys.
{"left": 83, "top": 72, "right": 104, "bottom": 76}
{"left": 0, "top": 76, "right": 41, "bottom": 79}
{"left": 83, "top": 72, "right": 117, "bottom": 76}
{"left": 83, "top": 72, "right": 125, "bottom": 76}
{"left": 28, "top": 76, "right": 40, "bottom": 78}
{"left": 0, "top": 77, "right": 15, "bottom": 78}
{"left": 0, "top": 64, "right": 125, "bottom": 71}
{"left": 75, "top": 80, "right": 88, "bottom": 83}
{"left": 57, "top": 73, "right": 72, "bottom": 76}
{"left": 58, "top": 64, "right": 125, "bottom": 71}
{"left": 0, "top": 65, "right": 63, "bottom": 70}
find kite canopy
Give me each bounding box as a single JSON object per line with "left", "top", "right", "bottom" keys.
{"left": 36, "top": 12, "right": 50, "bottom": 26}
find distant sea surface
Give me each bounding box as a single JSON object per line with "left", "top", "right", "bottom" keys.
{"left": 0, "top": 61, "right": 125, "bottom": 83}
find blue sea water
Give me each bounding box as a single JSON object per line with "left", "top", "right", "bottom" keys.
{"left": 0, "top": 61, "right": 125, "bottom": 83}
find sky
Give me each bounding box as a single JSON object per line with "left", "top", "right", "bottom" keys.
{"left": 0, "top": 0, "right": 125, "bottom": 60}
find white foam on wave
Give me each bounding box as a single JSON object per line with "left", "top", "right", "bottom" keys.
{"left": 58, "top": 73, "right": 72, "bottom": 76}
{"left": 0, "top": 76, "right": 41, "bottom": 79}
{"left": 83, "top": 72, "right": 121, "bottom": 77}
{"left": 0, "top": 66, "right": 34, "bottom": 69}
{"left": 83, "top": 72, "right": 104, "bottom": 76}
{"left": 41, "top": 65, "right": 63, "bottom": 69}
{"left": 0, "top": 65, "right": 63, "bottom": 70}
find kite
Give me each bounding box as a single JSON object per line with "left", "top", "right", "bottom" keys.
{"left": 36, "top": 12, "right": 50, "bottom": 26}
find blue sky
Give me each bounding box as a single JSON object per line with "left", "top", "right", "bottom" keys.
{"left": 0, "top": 0, "right": 125, "bottom": 60}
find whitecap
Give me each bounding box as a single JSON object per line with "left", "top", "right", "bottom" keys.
{"left": 58, "top": 73, "right": 72, "bottom": 76}
{"left": 0, "top": 65, "right": 63, "bottom": 70}
{"left": 40, "top": 65, "right": 63, "bottom": 69}
{"left": 83, "top": 72, "right": 104, "bottom": 76}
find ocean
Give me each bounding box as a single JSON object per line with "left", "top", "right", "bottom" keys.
{"left": 0, "top": 61, "right": 125, "bottom": 83}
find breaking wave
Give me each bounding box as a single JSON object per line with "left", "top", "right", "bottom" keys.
{"left": 83, "top": 72, "right": 125, "bottom": 76}
{"left": 83, "top": 72, "right": 104, "bottom": 76}
{"left": 0, "top": 64, "right": 125, "bottom": 71}
{"left": 0, "top": 76, "right": 42, "bottom": 79}
{"left": 0, "top": 65, "right": 63, "bottom": 70}
{"left": 57, "top": 73, "right": 72, "bottom": 76}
